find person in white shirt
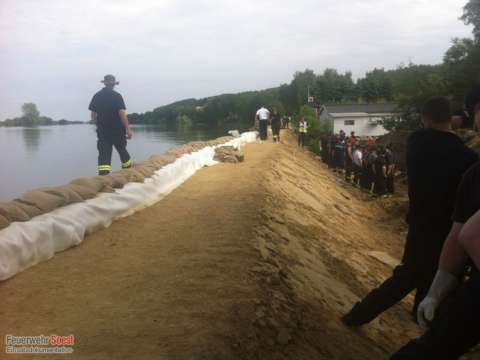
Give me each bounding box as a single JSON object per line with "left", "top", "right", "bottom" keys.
{"left": 255, "top": 106, "right": 270, "bottom": 142}
{"left": 352, "top": 145, "right": 363, "bottom": 186}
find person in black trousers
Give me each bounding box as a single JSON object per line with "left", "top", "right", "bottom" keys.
{"left": 342, "top": 97, "right": 478, "bottom": 327}
{"left": 385, "top": 144, "right": 395, "bottom": 194}
{"left": 390, "top": 85, "right": 480, "bottom": 360}
{"left": 298, "top": 116, "right": 308, "bottom": 147}
{"left": 391, "top": 163, "right": 480, "bottom": 360}
{"left": 89, "top": 74, "right": 133, "bottom": 175}
{"left": 373, "top": 145, "right": 387, "bottom": 196}
{"left": 334, "top": 137, "right": 346, "bottom": 172}
{"left": 362, "top": 145, "right": 377, "bottom": 192}
{"left": 360, "top": 146, "right": 372, "bottom": 190}
{"left": 271, "top": 109, "right": 282, "bottom": 143}
{"left": 255, "top": 106, "right": 270, "bottom": 142}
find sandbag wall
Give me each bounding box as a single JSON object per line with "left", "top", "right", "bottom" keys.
{"left": 0, "top": 136, "right": 234, "bottom": 230}
{"left": 0, "top": 132, "right": 257, "bottom": 280}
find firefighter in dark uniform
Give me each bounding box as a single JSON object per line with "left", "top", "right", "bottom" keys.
{"left": 342, "top": 97, "right": 478, "bottom": 327}
{"left": 390, "top": 85, "right": 480, "bottom": 360}
{"left": 89, "top": 74, "right": 133, "bottom": 175}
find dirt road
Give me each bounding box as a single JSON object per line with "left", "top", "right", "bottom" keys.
{"left": 0, "top": 131, "right": 440, "bottom": 359}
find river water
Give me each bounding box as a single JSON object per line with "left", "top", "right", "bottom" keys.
{"left": 0, "top": 124, "right": 226, "bottom": 201}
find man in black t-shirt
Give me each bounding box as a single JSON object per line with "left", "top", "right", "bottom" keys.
{"left": 391, "top": 86, "right": 480, "bottom": 360}
{"left": 391, "top": 161, "right": 480, "bottom": 359}
{"left": 88, "top": 74, "right": 133, "bottom": 175}
{"left": 342, "top": 97, "right": 478, "bottom": 327}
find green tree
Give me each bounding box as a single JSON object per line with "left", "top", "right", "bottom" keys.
{"left": 278, "top": 83, "right": 298, "bottom": 114}
{"left": 290, "top": 69, "right": 317, "bottom": 109}
{"left": 381, "top": 106, "right": 421, "bottom": 132}
{"left": 314, "top": 69, "right": 357, "bottom": 103}
{"left": 443, "top": 38, "right": 480, "bottom": 108}
{"left": 357, "top": 68, "right": 394, "bottom": 103}
{"left": 382, "top": 69, "right": 449, "bottom": 131}
{"left": 21, "top": 103, "right": 41, "bottom": 126}
{"left": 461, "top": 0, "right": 480, "bottom": 42}
{"left": 297, "top": 105, "right": 331, "bottom": 154}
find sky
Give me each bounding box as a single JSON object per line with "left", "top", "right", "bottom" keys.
{"left": 0, "top": 0, "right": 473, "bottom": 121}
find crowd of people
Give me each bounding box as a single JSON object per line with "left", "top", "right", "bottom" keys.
{"left": 339, "top": 94, "right": 480, "bottom": 360}
{"left": 257, "top": 108, "right": 398, "bottom": 199}
{"left": 319, "top": 130, "right": 396, "bottom": 197}
{"left": 255, "top": 89, "right": 480, "bottom": 359}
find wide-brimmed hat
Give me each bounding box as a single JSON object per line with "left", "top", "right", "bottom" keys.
{"left": 101, "top": 74, "right": 119, "bottom": 85}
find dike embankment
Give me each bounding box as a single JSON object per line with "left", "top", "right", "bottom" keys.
{"left": 1, "top": 129, "right": 478, "bottom": 360}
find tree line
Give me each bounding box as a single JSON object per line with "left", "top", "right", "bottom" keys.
{"left": 2, "top": 1, "right": 478, "bottom": 133}
{"left": 130, "top": 0, "right": 479, "bottom": 134}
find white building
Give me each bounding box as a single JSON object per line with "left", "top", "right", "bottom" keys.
{"left": 321, "top": 103, "right": 398, "bottom": 137}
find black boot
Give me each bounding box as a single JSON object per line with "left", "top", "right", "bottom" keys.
{"left": 341, "top": 302, "right": 371, "bottom": 327}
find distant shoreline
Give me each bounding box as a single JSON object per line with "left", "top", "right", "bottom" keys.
{"left": 0, "top": 120, "right": 86, "bottom": 127}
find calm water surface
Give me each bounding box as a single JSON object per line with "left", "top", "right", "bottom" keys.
{"left": 0, "top": 124, "right": 226, "bottom": 201}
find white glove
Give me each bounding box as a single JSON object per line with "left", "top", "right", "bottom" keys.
{"left": 417, "top": 296, "right": 439, "bottom": 329}
{"left": 417, "top": 269, "right": 458, "bottom": 329}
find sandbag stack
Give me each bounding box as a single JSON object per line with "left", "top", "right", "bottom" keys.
{"left": 214, "top": 146, "right": 245, "bottom": 163}
{"left": 0, "top": 136, "right": 235, "bottom": 230}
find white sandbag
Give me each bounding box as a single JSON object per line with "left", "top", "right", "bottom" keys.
{"left": 0, "top": 131, "right": 257, "bottom": 281}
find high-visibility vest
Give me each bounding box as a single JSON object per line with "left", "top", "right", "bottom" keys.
{"left": 299, "top": 121, "right": 308, "bottom": 133}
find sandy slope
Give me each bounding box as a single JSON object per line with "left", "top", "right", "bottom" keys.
{"left": 0, "top": 130, "right": 476, "bottom": 359}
